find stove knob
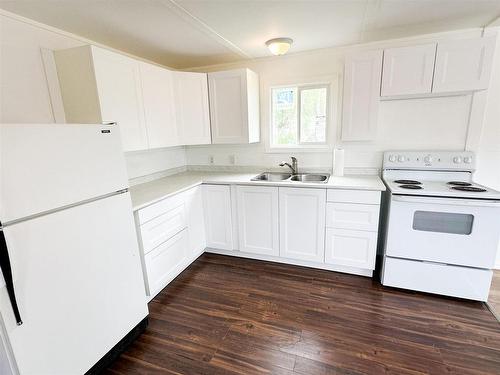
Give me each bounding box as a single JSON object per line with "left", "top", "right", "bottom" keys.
{"left": 453, "top": 156, "right": 462, "bottom": 164}
{"left": 398, "top": 155, "right": 405, "bottom": 162}
{"left": 388, "top": 155, "right": 397, "bottom": 162}
{"left": 424, "top": 155, "right": 433, "bottom": 163}
{"left": 464, "top": 156, "right": 473, "bottom": 164}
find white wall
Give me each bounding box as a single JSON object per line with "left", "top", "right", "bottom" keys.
{"left": 186, "top": 29, "right": 485, "bottom": 173}
{"left": 125, "top": 147, "right": 187, "bottom": 180}
{"left": 0, "top": 12, "right": 187, "bottom": 179}
{"left": 474, "top": 31, "right": 500, "bottom": 268}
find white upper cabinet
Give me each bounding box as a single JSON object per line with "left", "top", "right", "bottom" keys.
{"left": 279, "top": 187, "right": 326, "bottom": 263}
{"left": 341, "top": 50, "right": 383, "bottom": 141}
{"left": 174, "top": 71, "right": 212, "bottom": 145}
{"left": 55, "top": 45, "right": 149, "bottom": 151}
{"left": 381, "top": 43, "right": 436, "bottom": 96}
{"left": 208, "top": 69, "right": 260, "bottom": 144}
{"left": 236, "top": 186, "right": 279, "bottom": 256}
{"left": 433, "top": 36, "right": 496, "bottom": 93}
{"left": 139, "top": 62, "right": 178, "bottom": 148}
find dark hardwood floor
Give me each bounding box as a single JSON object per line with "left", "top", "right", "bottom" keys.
{"left": 104, "top": 254, "right": 500, "bottom": 375}
{"left": 488, "top": 270, "right": 500, "bottom": 320}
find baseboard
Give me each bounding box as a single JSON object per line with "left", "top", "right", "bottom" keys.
{"left": 205, "top": 248, "right": 373, "bottom": 277}
{"left": 85, "top": 317, "right": 148, "bottom": 375}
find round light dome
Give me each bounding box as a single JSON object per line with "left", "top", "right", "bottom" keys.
{"left": 265, "top": 38, "right": 293, "bottom": 56}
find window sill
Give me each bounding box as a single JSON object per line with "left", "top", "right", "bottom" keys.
{"left": 265, "top": 146, "right": 333, "bottom": 154}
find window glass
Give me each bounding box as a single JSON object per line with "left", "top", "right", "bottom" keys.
{"left": 300, "top": 87, "right": 327, "bottom": 143}
{"left": 413, "top": 211, "right": 473, "bottom": 235}
{"left": 271, "top": 84, "right": 329, "bottom": 147}
{"left": 272, "top": 87, "right": 297, "bottom": 145}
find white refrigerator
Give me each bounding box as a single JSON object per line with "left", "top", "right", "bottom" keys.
{"left": 0, "top": 124, "right": 149, "bottom": 374}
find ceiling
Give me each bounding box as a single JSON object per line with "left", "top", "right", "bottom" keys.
{"left": 1, "top": 0, "right": 500, "bottom": 69}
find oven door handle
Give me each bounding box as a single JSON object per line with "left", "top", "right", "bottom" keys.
{"left": 392, "top": 195, "right": 500, "bottom": 207}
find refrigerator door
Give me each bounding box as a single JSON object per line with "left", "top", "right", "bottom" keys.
{"left": 0, "top": 192, "right": 148, "bottom": 374}
{"left": 0, "top": 124, "right": 129, "bottom": 223}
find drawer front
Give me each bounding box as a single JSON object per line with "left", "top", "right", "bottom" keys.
{"left": 137, "top": 193, "right": 185, "bottom": 224}
{"left": 140, "top": 203, "right": 187, "bottom": 254}
{"left": 326, "top": 202, "right": 380, "bottom": 231}
{"left": 144, "top": 229, "right": 188, "bottom": 297}
{"left": 382, "top": 257, "right": 492, "bottom": 301}
{"left": 327, "top": 189, "right": 380, "bottom": 205}
{"left": 325, "top": 228, "right": 377, "bottom": 269}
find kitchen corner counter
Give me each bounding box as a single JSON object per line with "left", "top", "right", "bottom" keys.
{"left": 129, "top": 171, "right": 386, "bottom": 211}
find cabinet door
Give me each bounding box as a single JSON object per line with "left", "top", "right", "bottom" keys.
{"left": 237, "top": 186, "right": 279, "bottom": 256}
{"left": 279, "top": 187, "right": 326, "bottom": 262}
{"left": 342, "top": 50, "right": 382, "bottom": 141}
{"left": 381, "top": 44, "right": 436, "bottom": 96}
{"left": 140, "top": 62, "right": 178, "bottom": 148}
{"left": 144, "top": 229, "right": 189, "bottom": 297}
{"left": 209, "top": 69, "right": 249, "bottom": 144}
{"left": 326, "top": 203, "right": 380, "bottom": 231}
{"left": 433, "top": 36, "right": 496, "bottom": 93}
{"left": 174, "top": 71, "right": 211, "bottom": 145}
{"left": 184, "top": 186, "right": 207, "bottom": 257}
{"left": 91, "top": 46, "right": 148, "bottom": 151}
{"left": 203, "top": 185, "right": 233, "bottom": 250}
{"left": 325, "top": 228, "right": 377, "bottom": 269}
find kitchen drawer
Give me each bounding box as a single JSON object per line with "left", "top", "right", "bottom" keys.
{"left": 327, "top": 189, "right": 380, "bottom": 205}
{"left": 139, "top": 203, "right": 187, "bottom": 254}
{"left": 137, "top": 193, "right": 185, "bottom": 224}
{"left": 325, "top": 228, "right": 377, "bottom": 270}
{"left": 382, "top": 257, "right": 492, "bottom": 301}
{"left": 144, "top": 229, "right": 189, "bottom": 297}
{"left": 326, "top": 202, "right": 380, "bottom": 231}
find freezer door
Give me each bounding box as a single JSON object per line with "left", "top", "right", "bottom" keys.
{"left": 0, "top": 192, "right": 148, "bottom": 374}
{"left": 0, "top": 124, "right": 129, "bottom": 223}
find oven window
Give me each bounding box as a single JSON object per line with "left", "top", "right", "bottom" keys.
{"left": 412, "top": 211, "right": 473, "bottom": 235}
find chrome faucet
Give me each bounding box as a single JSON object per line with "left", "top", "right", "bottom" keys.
{"left": 279, "top": 157, "right": 298, "bottom": 174}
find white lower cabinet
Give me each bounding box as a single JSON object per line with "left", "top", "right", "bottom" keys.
{"left": 135, "top": 183, "right": 383, "bottom": 297}
{"left": 279, "top": 187, "right": 326, "bottom": 262}
{"left": 325, "top": 228, "right": 377, "bottom": 269}
{"left": 203, "top": 184, "right": 234, "bottom": 250}
{"left": 324, "top": 190, "right": 381, "bottom": 272}
{"left": 144, "top": 230, "right": 189, "bottom": 297}
{"left": 135, "top": 186, "right": 206, "bottom": 299}
{"left": 236, "top": 186, "right": 279, "bottom": 256}
{"left": 183, "top": 186, "right": 206, "bottom": 257}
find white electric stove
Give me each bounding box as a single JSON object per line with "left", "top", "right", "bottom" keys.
{"left": 379, "top": 151, "right": 500, "bottom": 301}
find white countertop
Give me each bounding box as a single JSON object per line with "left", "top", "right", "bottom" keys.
{"left": 129, "top": 171, "right": 386, "bottom": 211}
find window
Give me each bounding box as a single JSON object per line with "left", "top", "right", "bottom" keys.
{"left": 271, "top": 84, "right": 328, "bottom": 148}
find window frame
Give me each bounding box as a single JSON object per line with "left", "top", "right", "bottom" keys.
{"left": 268, "top": 79, "right": 336, "bottom": 152}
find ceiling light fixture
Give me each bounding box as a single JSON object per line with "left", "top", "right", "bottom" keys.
{"left": 266, "top": 37, "right": 293, "bottom": 56}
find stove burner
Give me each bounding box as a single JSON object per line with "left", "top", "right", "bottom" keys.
{"left": 394, "top": 180, "right": 422, "bottom": 185}
{"left": 447, "top": 181, "right": 472, "bottom": 186}
{"left": 451, "top": 186, "right": 487, "bottom": 192}
{"left": 399, "top": 184, "right": 423, "bottom": 190}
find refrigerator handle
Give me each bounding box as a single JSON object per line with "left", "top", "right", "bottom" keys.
{"left": 0, "top": 226, "right": 23, "bottom": 325}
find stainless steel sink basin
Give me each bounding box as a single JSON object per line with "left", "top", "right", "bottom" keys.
{"left": 251, "top": 172, "right": 292, "bottom": 181}
{"left": 290, "top": 174, "right": 329, "bottom": 182}
{"left": 251, "top": 172, "right": 330, "bottom": 183}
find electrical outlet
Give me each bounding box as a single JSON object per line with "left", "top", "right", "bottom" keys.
{"left": 208, "top": 155, "right": 214, "bottom": 164}
{"left": 229, "top": 155, "right": 236, "bottom": 165}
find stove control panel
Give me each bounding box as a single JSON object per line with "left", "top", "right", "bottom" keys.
{"left": 383, "top": 151, "right": 475, "bottom": 170}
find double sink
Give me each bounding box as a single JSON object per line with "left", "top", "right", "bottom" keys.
{"left": 251, "top": 172, "right": 330, "bottom": 183}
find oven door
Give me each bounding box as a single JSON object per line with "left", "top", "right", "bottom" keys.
{"left": 386, "top": 195, "right": 500, "bottom": 269}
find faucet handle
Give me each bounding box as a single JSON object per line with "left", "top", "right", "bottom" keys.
{"left": 291, "top": 156, "right": 297, "bottom": 162}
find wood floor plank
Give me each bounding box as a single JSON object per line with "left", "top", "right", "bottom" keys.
{"left": 105, "top": 254, "right": 500, "bottom": 374}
